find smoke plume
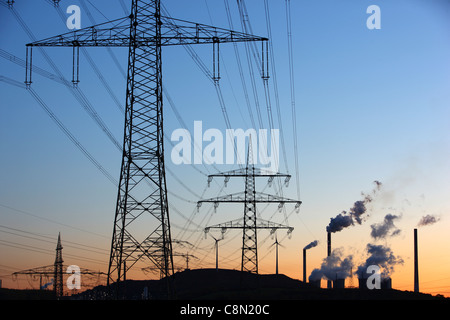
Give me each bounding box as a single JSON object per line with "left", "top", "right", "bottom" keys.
{"left": 356, "top": 244, "right": 403, "bottom": 279}
{"left": 370, "top": 214, "right": 401, "bottom": 240}
{"left": 326, "top": 180, "right": 382, "bottom": 233}
{"left": 326, "top": 213, "right": 353, "bottom": 233}
{"left": 417, "top": 214, "right": 440, "bottom": 227}
{"left": 303, "top": 240, "right": 318, "bottom": 250}
{"left": 309, "top": 248, "right": 353, "bottom": 282}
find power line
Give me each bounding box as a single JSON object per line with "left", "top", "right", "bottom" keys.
{"left": 285, "top": 0, "right": 301, "bottom": 200}
{"left": 263, "top": 0, "right": 289, "bottom": 174}
{"left": 8, "top": 5, "right": 122, "bottom": 152}
{"left": 0, "top": 202, "right": 109, "bottom": 239}
{"left": 0, "top": 76, "right": 119, "bottom": 186}
{"left": 0, "top": 225, "right": 109, "bottom": 255}
{"left": 224, "top": 0, "right": 256, "bottom": 129}
{"left": 0, "top": 239, "right": 106, "bottom": 265}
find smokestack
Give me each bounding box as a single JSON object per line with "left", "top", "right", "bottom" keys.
{"left": 303, "top": 248, "right": 306, "bottom": 282}
{"left": 327, "top": 232, "right": 331, "bottom": 289}
{"left": 303, "top": 240, "right": 318, "bottom": 283}
{"left": 414, "top": 228, "right": 419, "bottom": 293}
{"left": 333, "top": 278, "right": 345, "bottom": 289}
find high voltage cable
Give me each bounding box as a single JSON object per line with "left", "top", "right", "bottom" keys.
{"left": 162, "top": 3, "right": 245, "bottom": 168}
{"left": 0, "top": 229, "right": 108, "bottom": 256}
{"left": 285, "top": 0, "right": 301, "bottom": 200}
{"left": 1, "top": 47, "right": 221, "bottom": 211}
{"left": 263, "top": 0, "right": 289, "bottom": 175}
{"left": 236, "top": 0, "right": 264, "bottom": 130}
{"left": 2, "top": 1, "right": 294, "bottom": 274}
{"left": 1, "top": 47, "right": 218, "bottom": 186}
{"left": 0, "top": 72, "right": 217, "bottom": 246}
{"left": 236, "top": 0, "right": 288, "bottom": 221}
{"left": 0, "top": 75, "right": 119, "bottom": 186}
{"left": 7, "top": 5, "right": 122, "bottom": 152}
{"left": 224, "top": 0, "right": 256, "bottom": 129}
{"left": 0, "top": 239, "right": 106, "bottom": 265}
{"left": 0, "top": 202, "right": 109, "bottom": 239}
{"left": 204, "top": 0, "right": 251, "bottom": 129}
{"left": 76, "top": 0, "right": 127, "bottom": 83}
{"left": 0, "top": 225, "right": 109, "bottom": 255}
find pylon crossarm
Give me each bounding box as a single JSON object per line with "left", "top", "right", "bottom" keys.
{"left": 26, "top": 16, "right": 266, "bottom": 48}
{"left": 26, "top": 16, "right": 131, "bottom": 47}
{"left": 207, "top": 168, "right": 290, "bottom": 178}
{"left": 205, "top": 218, "right": 293, "bottom": 233}
{"left": 12, "top": 265, "right": 54, "bottom": 275}
{"left": 160, "top": 16, "right": 268, "bottom": 46}
{"left": 12, "top": 265, "right": 105, "bottom": 276}
{"left": 198, "top": 192, "right": 301, "bottom": 205}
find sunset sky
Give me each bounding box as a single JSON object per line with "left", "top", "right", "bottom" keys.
{"left": 1, "top": 0, "right": 449, "bottom": 297}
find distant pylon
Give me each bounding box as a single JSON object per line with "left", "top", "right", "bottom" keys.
{"left": 199, "top": 139, "right": 301, "bottom": 275}
{"left": 54, "top": 232, "right": 63, "bottom": 298}
{"left": 12, "top": 234, "right": 106, "bottom": 297}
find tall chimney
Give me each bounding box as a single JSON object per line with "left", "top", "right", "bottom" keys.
{"left": 414, "top": 228, "right": 419, "bottom": 292}
{"left": 303, "top": 248, "right": 306, "bottom": 282}
{"left": 327, "top": 232, "right": 332, "bottom": 289}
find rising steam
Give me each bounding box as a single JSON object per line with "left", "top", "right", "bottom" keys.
{"left": 356, "top": 244, "right": 403, "bottom": 279}
{"left": 303, "top": 240, "right": 318, "bottom": 250}
{"left": 326, "top": 180, "right": 382, "bottom": 233}
{"left": 370, "top": 214, "right": 401, "bottom": 240}
{"left": 417, "top": 214, "right": 440, "bottom": 227}
{"left": 309, "top": 248, "right": 353, "bottom": 282}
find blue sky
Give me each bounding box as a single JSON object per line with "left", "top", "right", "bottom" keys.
{"left": 1, "top": 0, "right": 450, "bottom": 295}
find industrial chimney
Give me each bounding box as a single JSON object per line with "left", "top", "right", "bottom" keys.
{"left": 327, "top": 232, "right": 332, "bottom": 289}
{"left": 333, "top": 278, "right": 345, "bottom": 289}
{"left": 414, "top": 228, "right": 419, "bottom": 293}
{"left": 303, "top": 248, "right": 306, "bottom": 283}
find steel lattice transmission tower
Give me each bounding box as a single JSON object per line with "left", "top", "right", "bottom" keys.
{"left": 12, "top": 233, "right": 105, "bottom": 299}
{"left": 54, "top": 232, "right": 64, "bottom": 298}
{"left": 198, "top": 141, "right": 301, "bottom": 274}
{"left": 25, "top": 0, "right": 267, "bottom": 295}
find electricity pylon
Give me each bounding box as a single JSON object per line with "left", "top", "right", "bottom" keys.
{"left": 12, "top": 233, "right": 105, "bottom": 299}
{"left": 25, "top": 0, "right": 268, "bottom": 298}
{"left": 54, "top": 232, "right": 63, "bottom": 298}
{"left": 198, "top": 141, "right": 301, "bottom": 274}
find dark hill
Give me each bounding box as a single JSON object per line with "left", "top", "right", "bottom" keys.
{"left": 72, "top": 268, "right": 449, "bottom": 300}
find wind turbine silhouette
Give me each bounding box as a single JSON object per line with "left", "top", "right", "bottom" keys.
{"left": 270, "top": 235, "right": 285, "bottom": 275}
{"left": 209, "top": 233, "right": 224, "bottom": 272}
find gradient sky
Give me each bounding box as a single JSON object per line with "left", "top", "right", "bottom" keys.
{"left": 1, "top": 0, "right": 449, "bottom": 297}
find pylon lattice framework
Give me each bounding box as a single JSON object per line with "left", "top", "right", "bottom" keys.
{"left": 11, "top": 233, "right": 105, "bottom": 299}
{"left": 25, "top": 0, "right": 268, "bottom": 296}
{"left": 198, "top": 142, "right": 301, "bottom": 274}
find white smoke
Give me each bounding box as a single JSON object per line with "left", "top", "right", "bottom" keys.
{"left": 417, "top": 214, "right": 440, "bottom": 227}
{"left": 326, "top": 213, "right": 353, "bottom": 233}
{"left": 309, "top": 248, "right": 353, "bottom": 282}
{"left": 303, "top": 240, "right": 318, "bottom": 250}
{"left": 370, "top": 214, "right": 401, "bottom": 240}
{"left": 326, "top": 180, "right": 382, "bottom": 233}
{"left": 356, "top": 244, "right": 404, "bottom": 279}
